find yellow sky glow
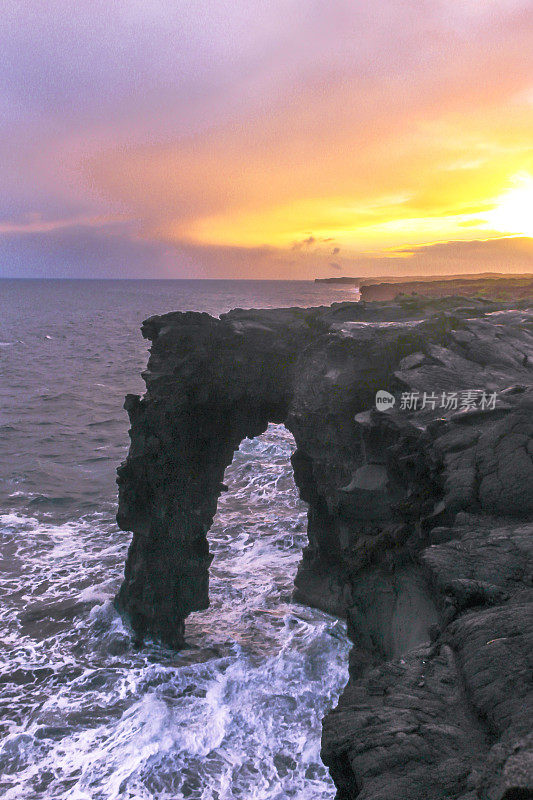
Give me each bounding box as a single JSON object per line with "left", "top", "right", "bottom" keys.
{"left": 89, "top": 87, "right": 533, "bottom": 273}
{"left": 156, "top": 170, "right": 533, "bottom": 257}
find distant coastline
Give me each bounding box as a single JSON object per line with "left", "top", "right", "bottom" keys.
{"left": 314, "top": 276, "right": 361, "bottom": 284}
{"left": 315, "top": 271, "right": 532, "bottom": 286}
{"left": 359, "top": 274, "right": 533, "bottom": 302}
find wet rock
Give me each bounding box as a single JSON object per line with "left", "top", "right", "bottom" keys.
{"left": 115, "top": 295, "right": 533, "bottom": 798}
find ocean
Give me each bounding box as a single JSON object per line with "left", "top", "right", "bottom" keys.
{"left": 0, "top": 279, "right": 360, "bottom": 800}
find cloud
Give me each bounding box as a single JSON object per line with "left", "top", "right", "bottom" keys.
{"left": 0, "top": 218, "right": 296, "bottom": 279}
{"left": 0, "top": 221, "right": 178, "bottom": 278}
{"left": 345, "top": 236, "right": 533, "bottom": 278}
{"left": 2, "top": 217, "right": 530, "bottom": 280}
{"left": 0, "top": 213, "right": 119, "bottom": 235}
{"left": 292, "top": 235, "right": 316, "bottom": 250}
{"left": 392, "top": 235, "right": 533, "bottom": 270}
{"left": 300, "top": 236, "right": 533, "bottom": 280}
{"left": 1, "top": 2, "right": 532, "bottom": 276}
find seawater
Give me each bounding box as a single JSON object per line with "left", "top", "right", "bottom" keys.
{"left": 0, "top": 280, "right": 358, "bottom": 800}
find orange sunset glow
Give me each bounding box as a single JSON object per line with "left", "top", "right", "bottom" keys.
{"left": 1, "top": 1, "right": 532, "bottom": 277}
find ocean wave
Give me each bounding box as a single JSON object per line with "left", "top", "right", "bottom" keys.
{"left": 0, "top": 425, "right": 349, "bottom": 799}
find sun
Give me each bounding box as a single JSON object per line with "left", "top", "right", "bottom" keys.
{"left": 484, "top": 174, "right": 533, "bottom": 237}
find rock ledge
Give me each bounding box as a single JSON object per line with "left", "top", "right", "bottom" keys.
{"left": 116, "top": 295, "right": 533, "bottom": 799}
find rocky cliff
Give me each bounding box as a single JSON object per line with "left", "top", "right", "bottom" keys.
{"left": 116, "top": 295, "right": 533, "bottom": 799}
{"left": 359, "top": 276, "right": 533, "bottom": 302}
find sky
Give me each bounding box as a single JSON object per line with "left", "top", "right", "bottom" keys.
{"left": 1, "top": 0, "right": 533, "bottom": 279}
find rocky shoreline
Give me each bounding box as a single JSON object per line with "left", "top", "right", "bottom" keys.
{"left": 359, "top": 276, "right": 533, "bottom": 302}
{"left": 116, "top": 294, "right": 533, "bottom": 799}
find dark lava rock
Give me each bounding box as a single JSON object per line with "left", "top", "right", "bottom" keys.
{"left": 115, "top": 295, "right": 533, "bottom": 798}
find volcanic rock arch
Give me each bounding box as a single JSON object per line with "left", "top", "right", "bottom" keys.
{"left": 115, "top": 303, "right": 432, "bottom": 648}
{"left": 115, "top": 298, "right": 533, "bottom": 799}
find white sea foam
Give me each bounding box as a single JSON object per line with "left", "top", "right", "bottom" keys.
{"left": 0, "top": 425, "right": 349, "bottom": 799}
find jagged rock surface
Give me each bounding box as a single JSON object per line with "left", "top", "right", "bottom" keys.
{"left": 116, "top": 296, "right": 533, "bottom": 799}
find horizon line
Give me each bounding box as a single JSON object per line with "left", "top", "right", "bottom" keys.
{"left": 2, "top": 272, "right": 533, "bottom": 282}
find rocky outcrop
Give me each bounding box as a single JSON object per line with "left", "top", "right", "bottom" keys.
{"left": 360, "top": 276, "right": 533, "bottom": 302}
{"left": 116, "top": 295, "right": 533, "bottom": 799}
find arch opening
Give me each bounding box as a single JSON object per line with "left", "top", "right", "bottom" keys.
{"left": 186, "top": 422, "right": 309, "bottom": 652}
